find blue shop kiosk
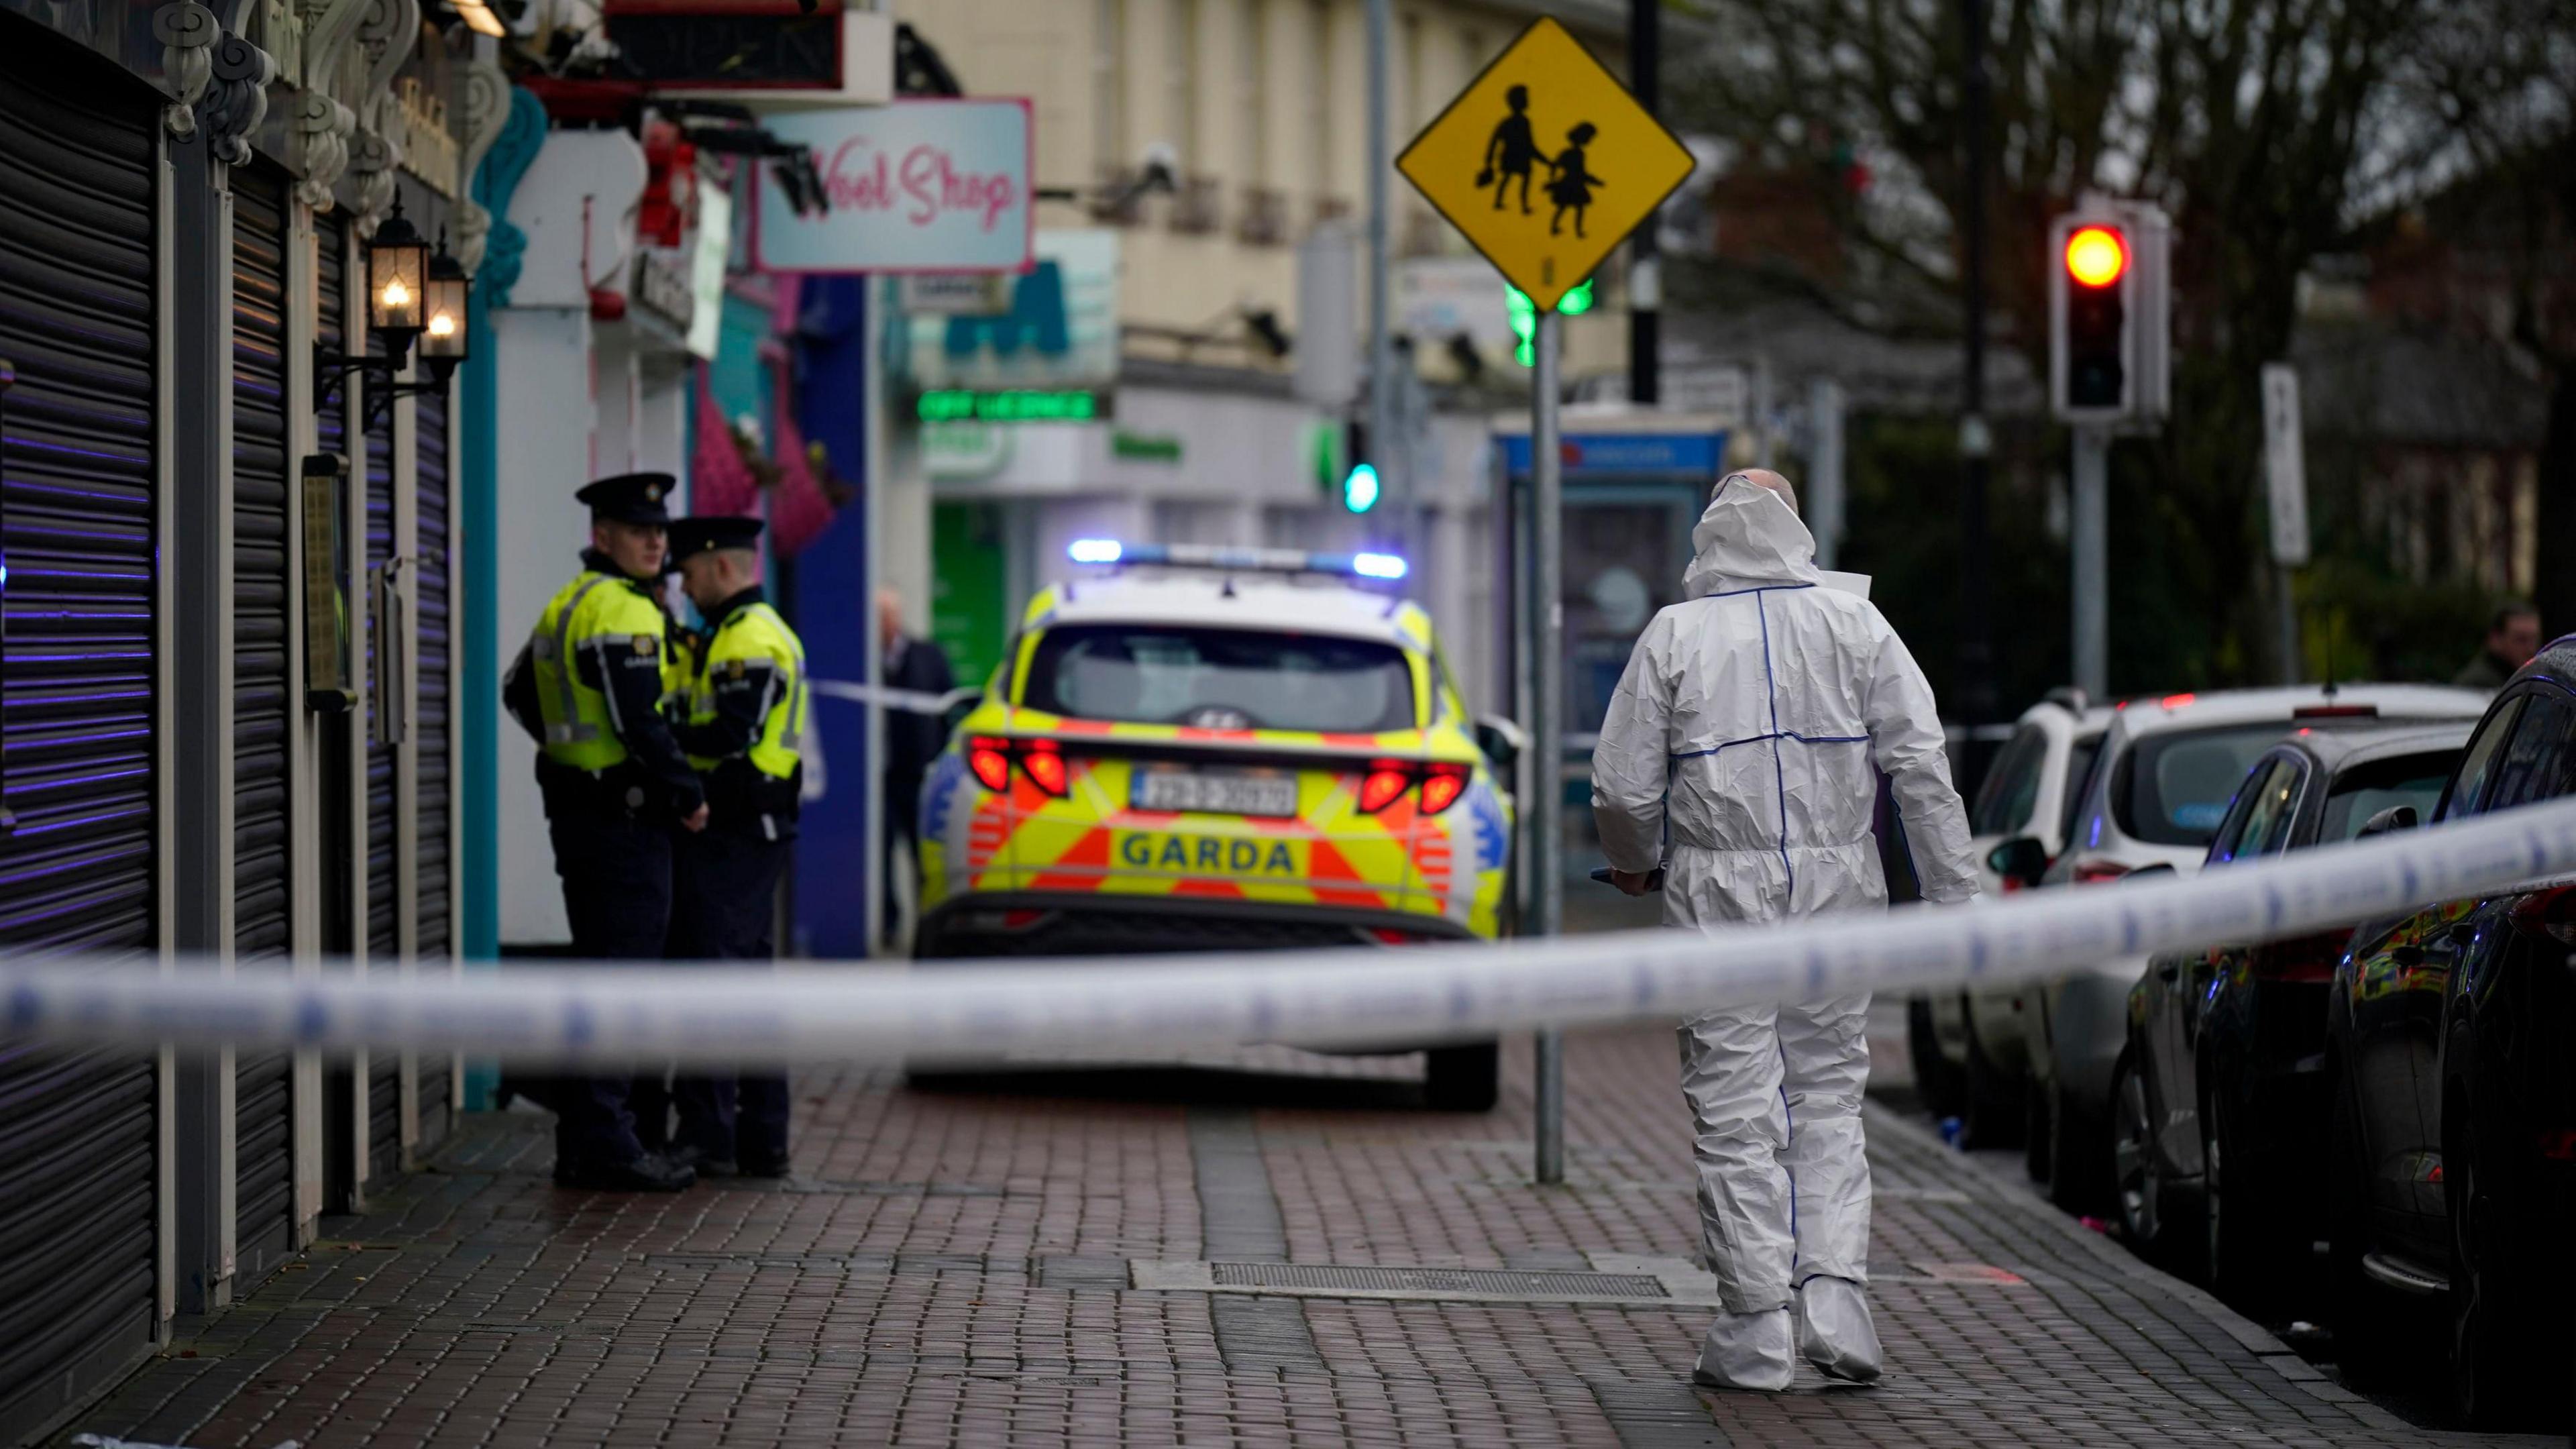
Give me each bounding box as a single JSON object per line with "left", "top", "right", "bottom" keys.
{"left": 1492, "top": 412, "right": 1734, "bottom": 902}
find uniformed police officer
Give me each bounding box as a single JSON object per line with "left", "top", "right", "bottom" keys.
{"left": 663, "top": 515, "right": 806, "bottom": 1177}
{"left": 502, "top": 472, "right": 707, "bottom": 1193}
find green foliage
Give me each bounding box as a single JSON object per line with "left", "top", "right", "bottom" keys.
{"left": 1674, "top": 0, "right": 2453, "bottom": 690}
{"left": 2299, "top": 557, "right": 2496, "bottom": 684}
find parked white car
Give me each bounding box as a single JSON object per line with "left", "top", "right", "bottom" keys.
{"left": 1910, "top": 691, "right": 2111, "bottom": 1144}
{"left": 2004, "top": 684, "right": 2493, "bottom": 1210}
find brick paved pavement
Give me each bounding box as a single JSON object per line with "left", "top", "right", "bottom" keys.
{"left": 54, "top": 1026, "right": 2559, "bottom": 1448}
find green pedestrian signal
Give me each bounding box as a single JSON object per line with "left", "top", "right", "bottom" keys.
{"left": 1342, "top": 462, "right": 1381, "bottom": 514}
{"left": 1505, "top": 278, "right": 1595, "bottom": 366}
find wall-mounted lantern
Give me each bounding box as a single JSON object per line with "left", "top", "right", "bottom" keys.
{"left": 315, "top": 197, "right": 472, "bottom": 430}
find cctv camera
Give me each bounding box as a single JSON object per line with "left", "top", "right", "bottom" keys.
{"left": 1140, "top": 140, "right": 1180, "bottom": 192}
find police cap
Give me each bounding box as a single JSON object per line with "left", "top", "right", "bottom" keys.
{"left": 669, "top": 515, "right": 765, "bottom": 562}
{"left": 577, "top": 472, "right": 676, "bottom": 526}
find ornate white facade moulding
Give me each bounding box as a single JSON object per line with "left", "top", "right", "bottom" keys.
{"left": 154, "top": 1, "right": 218, "bottom": 137}
{"left": 292, "top": 0, "right": 369, "bottom": 209}
{"left": 452, "top": 59, "right": 513, "bottom": 276}
{"left": 203, "top": 28, "right": 280, "bottom": 164}
{"left": 343, "top": 0, "right": 418, "bottom": 234}
{"left": 156, "top": 0, "right": 280, "bottom": 165}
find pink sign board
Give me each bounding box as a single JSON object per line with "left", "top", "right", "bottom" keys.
{"left": 754, "top": 99, "right": 1035, "bottom": 274}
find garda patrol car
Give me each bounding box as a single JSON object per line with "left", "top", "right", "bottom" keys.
{"left": 914, "top": 542, "right": 1519, "bottom": 1108}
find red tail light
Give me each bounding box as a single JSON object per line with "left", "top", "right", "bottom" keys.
{"left": 2072, "top": 859, "right": 2132, "bottom": 885}
{"left": 1358, "top": 763, "right": 1414, "bottom": 814}
{"left": 1018, "top": 739, "right": 1069, "bottom": 798}
{"left": 967, "top": 739, "right": 1012, "bottom": 793}
{"left": 1356, "top": 760, "right": 1475, "bottom": 815}
{"left": 1418, "top": 763, "right": 1471, "bottom": 816}
{"left": 966, "top": 737, "right": 1071, "bottom": 798}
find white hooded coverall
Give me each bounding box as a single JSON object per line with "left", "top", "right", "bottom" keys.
{"left": 1591, "top": 479, "right": 1978, "bottom": 1388}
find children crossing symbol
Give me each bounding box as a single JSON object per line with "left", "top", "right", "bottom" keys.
{"left": 1398, "top": 17, "right": 1695, "bottom": 311}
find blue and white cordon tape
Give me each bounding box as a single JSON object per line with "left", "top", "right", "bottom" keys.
{"left": 8, "top": 798, "right": 2575, "bottom": 1065}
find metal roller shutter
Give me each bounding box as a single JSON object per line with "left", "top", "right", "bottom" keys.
{"left": 404, "top": 180, "right": 453, "bottom": 1152}
{"left": 363, "top": 301, "right": 395, "bottom": 1179}
{"left": 364, "top": 347, "right": 393, "bottom": 962}
{"left": 368, "top": 1050, "right": 399, "bottom": 1182}
{"left": 315, "top": 214, "right": 363, "bottom": 1211}
{"left": 231, "top": 163, "right": 294, "bottom": 1283}
{"left": 417, "top": 398, "right": 451, "bottom": 954}
{"left": 416, "top": 390, "right": 452, "bottom": 1148}
{"left": 0, "top": 19, "right": 162, "bottom": 1442}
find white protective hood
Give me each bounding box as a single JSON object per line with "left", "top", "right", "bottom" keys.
{"left": 1680, "top": 480, "right": 1823, "bottom": 599}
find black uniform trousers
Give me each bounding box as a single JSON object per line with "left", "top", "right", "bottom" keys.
{"left": 543, "top": 788, "right": 672, "bottom": 1171}
{"left": 669, "top": 826, "right": 792, "bottom": 1171}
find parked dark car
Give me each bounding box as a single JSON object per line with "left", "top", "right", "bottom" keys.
{"left": 2116, "top": 723, "right": 2467, "bottom": 1307}
{"left": 2326, "top": 643, "right": 2576, "bottom": 1431}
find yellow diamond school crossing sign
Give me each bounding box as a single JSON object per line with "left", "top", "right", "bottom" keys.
{"left": 1397, "top": 17, "right": 1695, "bottom": 312}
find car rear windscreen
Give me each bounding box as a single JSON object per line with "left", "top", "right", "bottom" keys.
{"left": 2320, "top": 753, "right": 2459, "bottom": 842}
{"left": 1023, "top": 625, "right": 1417, "bottom": 733}
{"left": 1971, "top": 724, "right": 2048, "bottom": 836}
{"left": 2120, "top": 723, "right": 2305, "bottom": 847}
{"left": 2059, "top": 735, "right": 2106, "bottom": 845}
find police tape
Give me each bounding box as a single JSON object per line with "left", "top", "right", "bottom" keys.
{"left": 807, "top": 680, "right": 981, "bottom": 714}
{"left": 7, "top": 798, "right": 2572, "bottom": 1065}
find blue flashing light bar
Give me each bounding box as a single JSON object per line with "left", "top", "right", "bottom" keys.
{"left": 1061, "top": 540, "right": 1409, "bottom": 583}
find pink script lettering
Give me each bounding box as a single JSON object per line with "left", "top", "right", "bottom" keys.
{"left": 820, "top": 140, "right": 1019, "bottom": 232}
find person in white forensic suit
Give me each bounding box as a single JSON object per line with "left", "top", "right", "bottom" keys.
{"left": 1591, "top": 470, "right": 1979, "bottom": 1389}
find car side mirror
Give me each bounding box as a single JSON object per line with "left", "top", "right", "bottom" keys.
{"left": 1985, "top": 836, "right": 2048, "bottom": 888}
{"left": 2357, "top": 804, "right": 2418, "bottom": 839}
{"left": 1475, "top": 714, "right": 1525, "bottom": 773}
{"left": 2123, "top": 863, "right": 2178, "bottom": 883}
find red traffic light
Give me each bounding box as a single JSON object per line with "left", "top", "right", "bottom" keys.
{"left": 2064, "top": 225, "right": 2129, "bottom": 288}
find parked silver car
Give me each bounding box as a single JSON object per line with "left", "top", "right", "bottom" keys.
{"left": 1996, "top": 684, "right": 2491, "bottom": 1210}
{"left": 1911, "top": 690, "right": 2110, "bottom": 1144}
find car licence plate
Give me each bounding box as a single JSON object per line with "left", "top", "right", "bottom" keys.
{"left": 1132, "top": 769, "right": 1298, "bottom": 817}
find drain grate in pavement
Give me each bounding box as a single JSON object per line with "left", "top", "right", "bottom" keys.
{"left": 1134, "top": 1254, "right": 1726, "bottom": 1305}
{"left": 1210, "top": 1263, "right": 1669, "bottom": 1299}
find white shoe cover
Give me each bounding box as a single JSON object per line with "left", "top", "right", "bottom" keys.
{"left": 1796, "top": 1275, "right": 1882, "bottom": 1383}
{"left": 1692, "top": 1307, "right": 1796, "bottom": 1391}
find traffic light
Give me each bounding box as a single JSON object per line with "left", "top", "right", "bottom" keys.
{"left": 2049, "top": 205, "right": 2171, "bottom": 425}
{"left": 1341, "top": 418, "right": 1377, "bottom": 513}
{"left": 1505, "top": 278, "right": 1595, "bottom": 366}
{"left": 1342, "top": 462, "right": 1381, "bottom": 513}
{"left": 2061, "top": 224, "right": 2127, "bottom": 411}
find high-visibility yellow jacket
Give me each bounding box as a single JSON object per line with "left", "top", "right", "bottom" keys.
{"left": 502, "top": 551, "right": 703, "bottom": 817}
{"left": 674, "top": 586, "right": 808, "bottom": 837}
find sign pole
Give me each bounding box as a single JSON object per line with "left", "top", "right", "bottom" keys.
{"left": 1532, "top": 309, "right": 1565, "bottom": 1186}
{"left": 2072, "top": 425, "right": 2108, "bottom": 701}
{"left": 1387, "top": 11, "right": 1695, "bottom": 1190}
{"left": 1365, "top": 0, "right": 1402, "bottom": 565}
{"left": 2261, "top": 362, "right": 2309, "bottom": 683}
{"left": 1627, "top": 0, "right": 1660, "bottom": 407}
